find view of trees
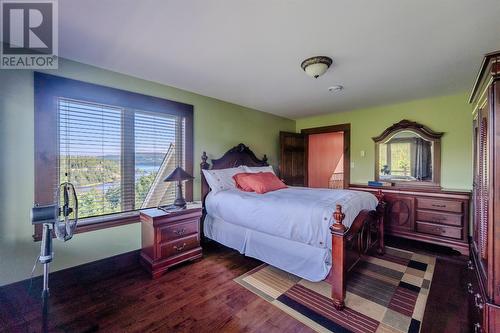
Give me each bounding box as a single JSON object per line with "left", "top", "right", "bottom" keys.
{"left": 61, "top": 156, "right": 160, "bottom": 218}
{"left": 379, "top": 142, "right": 412, "bottom": 176}
{"left": 61, "top": 156, "right": 121, "bottom": 187}
{"left": 390, "top": 143, "right": 411, "bottom": 176}
{"left": 135, "top": 172, "right": 157, "bottom": 208}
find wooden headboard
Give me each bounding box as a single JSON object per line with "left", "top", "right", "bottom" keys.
{"left": 200, "top": 143, "right": 268, "bottom": 205}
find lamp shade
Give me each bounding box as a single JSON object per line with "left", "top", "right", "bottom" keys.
{"left": 163, "top": 166, "right": 194, "bottom": 182}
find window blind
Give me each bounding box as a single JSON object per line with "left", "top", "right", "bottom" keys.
{"left": 58, "top": 97, "right": 186, "bottom": 220}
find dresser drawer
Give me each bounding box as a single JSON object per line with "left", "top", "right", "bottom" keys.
{"left": 416, "top": 210, "right": 463, "bottom": 227}
{"left": 159, "top": 234, "right": 200, "bottom": 258}
{"left": 158, "top": 219, "right": 199, "bottom": 242}
{"left": 416, "top": 198, "right": 463, "bottom": 213}
{"left": 416, "top": 221, "right": 463, "bottom": 240}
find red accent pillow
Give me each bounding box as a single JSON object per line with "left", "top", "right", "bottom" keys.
{"left": 233, "top": 173, "right": 255, "bottom": 192}
{"left": 239, "top": 172, "right": 287, "bottom": 194}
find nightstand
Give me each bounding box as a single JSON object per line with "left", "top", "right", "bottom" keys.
{"left": 139, "top": 203, "right": 203, "bottom": 279}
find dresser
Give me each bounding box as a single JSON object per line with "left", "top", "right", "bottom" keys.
{"left": 349, "top": 185, "right": 470, "bottom": 255}
{"left": 140, "top": 204, "right": 203, "bottom": 279}
{"left": 467, "top": 50, "right": 500, "bottom": 333}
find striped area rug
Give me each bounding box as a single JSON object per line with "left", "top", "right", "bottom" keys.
{"left": 234, "top": 247, "right": 435, "bottom": 333}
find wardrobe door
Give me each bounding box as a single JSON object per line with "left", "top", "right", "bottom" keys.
{"left": 473, "top": 115, "right": 480, "bottom": 252}
{"left": 279, "top": 132, "right": 306, "bottom": 186}
{"left": 492, "top": 82, "right": 500, "bottom": 305}
{"left": 473, "top": 102, "right": 489, "bottom": 284}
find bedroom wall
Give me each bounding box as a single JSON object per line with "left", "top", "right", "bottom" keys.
{"left": 0, "top": 59, "right": 294, "bottom": 286}
{"left": 296, "top": 92, "right": 473, "bottom": 190}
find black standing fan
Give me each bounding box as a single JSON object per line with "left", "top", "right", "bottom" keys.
{"left": 31, "top": 182, "right": 78, "bottom": 332}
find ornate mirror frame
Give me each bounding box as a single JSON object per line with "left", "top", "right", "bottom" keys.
{"left": 372, "top": 120, "right": 444, "bottom": 188}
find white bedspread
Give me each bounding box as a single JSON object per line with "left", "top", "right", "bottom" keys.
{"left": 205, "top": 187, "right": 378, "bottom": 250}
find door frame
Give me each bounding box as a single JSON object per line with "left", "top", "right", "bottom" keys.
{"left": 301, "top": 123, "right": 351, "bottom": 189}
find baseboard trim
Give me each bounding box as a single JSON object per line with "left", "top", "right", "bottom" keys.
{"left": 0, "top": 249, "right": 141, "bottom": 290}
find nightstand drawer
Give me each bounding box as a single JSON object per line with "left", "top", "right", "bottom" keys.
{"left": 417, "top": 198, "right": 463, "bottom": 213}
{"left": 140, "top": 205, "right": 203, "bottom": 279}
{"left": 416, "top": 221, "right": 462, "bottom": 240}
{"left": 159, "top": 219, "right": 199, "bottom": 242}
{"left": 416, "top": 210, "right": 463, "bottom": 227}
{"left": 159, "top": 234, "right": 199, "bottom": 258}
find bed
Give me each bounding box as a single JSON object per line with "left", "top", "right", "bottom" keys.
{"left": 200, "top": 143, "right": 386, "bottom": 310}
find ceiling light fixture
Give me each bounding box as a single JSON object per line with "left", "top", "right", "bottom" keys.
{"left": 301, "top": 56, "right": 333, "bottom": 78}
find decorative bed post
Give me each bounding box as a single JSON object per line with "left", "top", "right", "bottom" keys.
{"left": 200, "top": 151, "right": 210, "bottom": 206}
{"left": 330, "top": 205, "right": 347, "bottom": 310}
{"left": 329, "top": 191, "right": 386, "bottom": 310}
{"left": 375, "top": 190, "right": 386, "bottom": 255}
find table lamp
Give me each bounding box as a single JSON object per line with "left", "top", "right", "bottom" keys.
{"left": 163, "top": 166, "right": 194, "bottom": 208}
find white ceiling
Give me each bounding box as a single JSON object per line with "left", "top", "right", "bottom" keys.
{"left": 57, "top": 0, "right": 500, "bottom": 118}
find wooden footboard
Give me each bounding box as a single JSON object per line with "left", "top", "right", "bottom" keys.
{"left": 327, "top": 191, "right": 386, "bottom": 310}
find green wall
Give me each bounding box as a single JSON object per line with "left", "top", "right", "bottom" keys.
{"left": 296, "top": 92, "right": 473, "bottom": 190}
{"left": 0, "top": 59, "right": 294, "bottom": 286}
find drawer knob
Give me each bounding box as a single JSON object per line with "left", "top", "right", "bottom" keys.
{"left": 174, "top": 243, "right": 187, "bottom": 252}
{"left": 432, "top": 226, "right": 444, "bottom": 234}
{"left": 174, "top": 228, "right": 186, "bottom": 236}
{"left": 466, "top": 282, "right": 474, "bottom": 294}
{"left": 474, "top": 293, "right": 484, "bottom": 310}
{"left": 432, "top": 204, "right": 446, "bottom": 208}
{"left": 474, "top": 323, "right": 482, "bottom": 333}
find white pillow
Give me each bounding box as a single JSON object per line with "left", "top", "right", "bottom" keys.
{"left": 244, "top": 165, "right": 275, "bottom": 175}
{"left": 202, "top": 166, "right": 246, "bottom": 194}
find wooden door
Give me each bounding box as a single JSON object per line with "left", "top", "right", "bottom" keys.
{"left": 280, "top": 132, "right": 306, "bottom": 186}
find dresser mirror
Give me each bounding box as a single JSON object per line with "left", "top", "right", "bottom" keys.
{"left": 373, "top": 120, "right": 443, "bottom": 187}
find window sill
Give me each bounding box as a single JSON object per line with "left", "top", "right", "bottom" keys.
{"left": 32, "top": 211, "right": 141, "bottom": 242}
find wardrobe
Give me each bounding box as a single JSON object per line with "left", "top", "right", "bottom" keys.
{"left": 468, "top": 50, "right": 500, "bottom": 333}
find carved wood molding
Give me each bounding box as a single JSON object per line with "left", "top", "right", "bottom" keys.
{"left": 469, "top": 50, "right": 500, "bottom": 103}
{"left": 200, "top": 143, "right": 268, "bottom": 206}
{"left": 372, "top": 119, "right": 444, "bottom": 143}
{"left": 210, "top": 143, "right": 268, "bottom": 169}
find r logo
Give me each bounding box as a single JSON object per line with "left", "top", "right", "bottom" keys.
{"left": 2, "top": 1, "right": 53, "bottom": 55}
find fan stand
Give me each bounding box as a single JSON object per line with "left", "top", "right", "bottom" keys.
{"left": 39, "top": 224, "right": 53, "bottom": 333}
{"left": 31, "top": 182, "right": 78, "bottom": 333}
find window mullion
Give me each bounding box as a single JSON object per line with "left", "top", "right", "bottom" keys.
{"left": 175, "top": 116, "right": 183, "bottom": 168}
{"left": 121, "top": 109, "right": 135, "bottom": 211}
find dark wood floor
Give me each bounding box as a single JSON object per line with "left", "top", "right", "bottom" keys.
{"left": 0, "top": 238, "right": 471, "bottom": 333}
